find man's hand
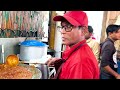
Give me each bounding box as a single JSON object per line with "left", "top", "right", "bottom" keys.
{"left": 45, "top": 57, "right": 61, "bottom": 67}
{"left": 116, "top": 74, "right": 120, "bottom": 79}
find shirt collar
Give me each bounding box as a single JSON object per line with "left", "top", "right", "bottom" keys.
{"left": 86, "top": 37, "right": 92, "bottom": 43}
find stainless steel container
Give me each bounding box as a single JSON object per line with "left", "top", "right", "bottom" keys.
{"left": 30, "top": 63, "right": 56, "bottom": 79}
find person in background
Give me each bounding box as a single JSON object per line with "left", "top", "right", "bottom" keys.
{"left": 85, "top": 25, "right": 100, "bottom": 63}
{"left": 116, "top": 50, "right": 120, "bottom": 74}
{"left": 117, "top": 50, "right": 120, "bottom": 61}
{"left": 46, "top": 11, "right": 99, "bottom": 79}
{"left": 91, "top": 34, "right": 96, "bottom": 40}
{"left": 100, "top": 24, "right": 120, "bottom": 79}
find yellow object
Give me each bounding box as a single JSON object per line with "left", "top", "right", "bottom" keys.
{"left": 6, "top": 54, "right": 19, "bottom": 67}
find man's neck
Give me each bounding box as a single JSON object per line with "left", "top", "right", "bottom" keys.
{"left": 108, "top": 36, "right": 116, "bottom": 42}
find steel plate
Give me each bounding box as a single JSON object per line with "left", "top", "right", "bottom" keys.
{"left": 19, "top": 64, "right": 42, "bottom": 79}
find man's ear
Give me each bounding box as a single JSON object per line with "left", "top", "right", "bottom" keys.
{"left": 82, "top": 26, "right": 88, "bottom": 35}
{"left": 108, "top": 32, "right": 112, "bottom": 36}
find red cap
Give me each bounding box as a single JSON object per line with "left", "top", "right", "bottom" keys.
{"left": 53, "top": 11, "right": 88, "bottom": 27}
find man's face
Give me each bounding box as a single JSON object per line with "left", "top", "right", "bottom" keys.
{"left": 115, "top": 29, "right": 120, "bottom": 40}
{"left": 85, "top": 32, "right": 92, "bottom": 40}
{"left": 59, "top": 21, "right": 83, "bottom": 46}
{"left": 110, "top": 29, "right": 120, "bottom": 40}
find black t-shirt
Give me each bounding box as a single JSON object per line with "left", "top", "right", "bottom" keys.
{"left": 100, "top": 38, "right": 117, "bottom": 78}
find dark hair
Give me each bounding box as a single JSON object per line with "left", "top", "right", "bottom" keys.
{"left": 88, "top": 25, "right": 93, "bottom": 33}
{"left": 106, "top": 24, "right": 120, "bottom": 36}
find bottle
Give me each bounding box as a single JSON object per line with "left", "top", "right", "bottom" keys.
{"left": 1, "top": 45, "right": 4, "bottom": 63}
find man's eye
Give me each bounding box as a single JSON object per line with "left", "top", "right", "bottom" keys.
{"left": 61, "top": 26, "right": 64, "bottom": 28}
{"left": 67, "top": 25, "right": 72, "bottom": 28}
{"left": 67, "top": 26, "right": 70, "bottom": 28}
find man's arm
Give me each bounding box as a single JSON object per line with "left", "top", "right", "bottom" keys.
{"left": 104, "top": 65, "right": 120, "bottom": 79}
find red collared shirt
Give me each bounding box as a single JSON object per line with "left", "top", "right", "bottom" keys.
{"left": 59, "top": 40, "right": 100, "bottom": 79}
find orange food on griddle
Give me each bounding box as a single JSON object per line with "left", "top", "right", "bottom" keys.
{"left": 0, "top": 64, "right": 33, "bottom": 79}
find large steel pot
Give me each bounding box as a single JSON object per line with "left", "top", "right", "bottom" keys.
{"left": 19, "top": 40, "right": 48, "bottom": 62}
{"left": 33, "top": 64, "right": 56, "bottom": 79}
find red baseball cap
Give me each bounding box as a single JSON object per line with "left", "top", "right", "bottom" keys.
{"left": 53, "top": 11, "right": 88, "bottom": 27}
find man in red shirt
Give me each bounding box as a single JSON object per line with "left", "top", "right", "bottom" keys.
{"left": 46, "top": 11, "right": 99, "bottom": 79}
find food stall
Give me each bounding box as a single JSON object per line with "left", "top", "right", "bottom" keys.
{"left": 0, "top": 11, "right": 56, "bottom": 79}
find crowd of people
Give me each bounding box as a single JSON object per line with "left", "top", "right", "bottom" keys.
{"left": 45, "top": 11, "right": 120, "bottom": 79}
